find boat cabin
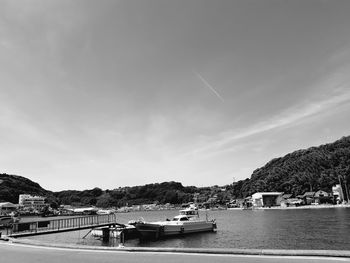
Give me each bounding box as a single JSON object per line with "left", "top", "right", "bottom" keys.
{"left": 179, "top": 208, "right": 199, "bottom": 218}
{"left": 172, "top": 215, "right": 190, "bottom": 221}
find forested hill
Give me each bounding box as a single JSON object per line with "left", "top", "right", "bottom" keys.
{"left": 230, "top": 136, "right": 350, "bottom": 198}
{"left": 0, "top": 174, "right": 199, "bottom": 207}
{"left": 53, "top": 182, "right": 198, "bottom": 208}
{"left": 0, "top": 173, "right": 52, "bottom": 203}
{"left": 1, "top": 136, "right": 350, "bottom": 206}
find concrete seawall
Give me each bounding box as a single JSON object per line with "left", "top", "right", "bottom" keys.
{"left": 3, "top": 238, "right": 350, "bottom": 258}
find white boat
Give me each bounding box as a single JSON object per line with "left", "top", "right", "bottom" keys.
{"left": 134, "top": 206, "right": 217, "bottom": 240}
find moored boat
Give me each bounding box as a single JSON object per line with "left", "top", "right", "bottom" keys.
{"left": 134, "top": 205, "right": 217, "bottom": 240}
{"left": 91, "top": 224, "right": 138, "bottom": 239}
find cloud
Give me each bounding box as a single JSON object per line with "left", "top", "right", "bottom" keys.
{"left": 194, "top": 71, "right": 225, "bottom": 102}
{"left": 186, "top": 73, "right": 350, "bottom": 157}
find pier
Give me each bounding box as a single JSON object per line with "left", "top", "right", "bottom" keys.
{"left": 5, "top": 214, "right": 120, "bottom": 238}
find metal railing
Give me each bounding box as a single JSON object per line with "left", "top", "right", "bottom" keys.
{"left": 7, "top": 214, "right": 117, "bottom": 236}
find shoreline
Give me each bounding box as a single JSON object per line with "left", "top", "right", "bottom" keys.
{"left": 227, "top": 204, "right": 350, "bottom": 211}
{"left": 2, "top": 238, "right": 350, "bottom": 259}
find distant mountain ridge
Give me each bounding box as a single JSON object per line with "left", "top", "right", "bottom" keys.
{"left": 1, "top": 135, "right": 350, "bottom": 205}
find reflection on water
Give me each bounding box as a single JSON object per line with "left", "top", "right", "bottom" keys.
{"left": 23, "top": 208, "right": 350, "bottom": 250}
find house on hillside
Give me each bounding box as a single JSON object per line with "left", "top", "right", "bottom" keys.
{"left": 302, "top": 192, "right": 315, "bottom": 205}
{"left": 280, "top": 194, "right": 303, "bottom": 207}
{"left": 314, "top": 190, "right": 332, "bottom": 204}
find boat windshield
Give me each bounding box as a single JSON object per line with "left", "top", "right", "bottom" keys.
{"left": 179, "top": 210, "right": 198, "bottom": 216}
{"left": 172, "top": 216, "right": 189, "bottom": 221}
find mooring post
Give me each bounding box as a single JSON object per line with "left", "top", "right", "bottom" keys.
{"left": 102, "top": 227, "right": 110, "bottom": 242}
{"left": 119, "top": 229, "right": 125, "bottom": 246}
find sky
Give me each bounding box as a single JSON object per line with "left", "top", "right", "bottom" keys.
{"left": 1, "top": 0, "right": 350, "bottom": 191}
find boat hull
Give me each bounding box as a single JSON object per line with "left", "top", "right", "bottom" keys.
{"left": 135, "top": 220, "right": 216, "bottom": 240}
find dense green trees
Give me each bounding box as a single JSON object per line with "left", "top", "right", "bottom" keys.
{"left": 230, "top": 136, "right": 350, "bottom": 199}
{"left": 54, "top": 188, "right": 103, "bottom": 206}
{"left": 1, "top": 136, "right": 350, "bottom": 207}
{"left": 0, "top": 173, "right": 51, "bottom": 203}
{"left": 49, "top": 181, "right": 196, "bottom": 208}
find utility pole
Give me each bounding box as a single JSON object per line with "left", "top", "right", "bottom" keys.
{"left": 344, "top": 177, "right": 350, "bottom": 203}
{"left": 338, "top": 175, "right": 349, "bottom": 203}
{"left": 338, "top": 175, "right": 344, "bottom": 203}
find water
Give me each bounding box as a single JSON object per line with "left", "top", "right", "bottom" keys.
{"left": 22, "top": 208, "right": 350, "bottom": 250}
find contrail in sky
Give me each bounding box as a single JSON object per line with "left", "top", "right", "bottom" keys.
{"left": 194, "top": 71, "right": 224, "bottom": 102}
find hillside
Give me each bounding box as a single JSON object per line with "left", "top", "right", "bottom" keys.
{"left": 0, "top": 173, "right": 202, "bottom": 207}
{"left": 0, "top": 173, "right": 52, "bottom": 203}
{"left": 1, "top": 136, "right": 350, "bottom": 206}
{"left": 230, "top": 136, "right": 350, "bottom": 198}
{"left": 53, "top": 182, "right": 198, "bottom": 208}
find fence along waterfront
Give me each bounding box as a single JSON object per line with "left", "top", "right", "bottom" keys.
{"left": 7, "top": 214, "right": 117, "bottom": 237}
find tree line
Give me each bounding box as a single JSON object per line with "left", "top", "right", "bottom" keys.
{"left": 1, "top": 136, "right": 350, "bottom": 207}
{"left": 228, "top": 136, "right": 350, "bottom": 199}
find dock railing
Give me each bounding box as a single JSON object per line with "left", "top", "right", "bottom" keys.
{"left": 6, "top": 214, "right": 117, "bottom": 237}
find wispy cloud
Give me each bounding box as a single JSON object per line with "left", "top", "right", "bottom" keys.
{"left": 194, "top": 71, "right": 225, "bottom": 102}
{"left": 186, "top": 77, "right": 350, "bottom": 157}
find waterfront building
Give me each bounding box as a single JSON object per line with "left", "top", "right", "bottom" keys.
{"left": 132, "top": 205, "right": 142, "bottom": 211}
{"left": 280, "top": 194, "right": 304, "bottom": 207}
{"left": 251, "top": 192, "right": 283, "bottom": 207}
{"left": 243, "top": 196, "right": 253, "bottom": 209}
{"left": 332, "top": 184, "right": 344, "bottom": 203}
{"left": 302, "top": 192, "right": 316, "bottom": 205}
{"left": 71, "top": 207, "right": 98, "bottom": 215}
{"left": 18, "top": 194, "right": 46, "bottom": 210}
{"left": 141, "top": 204, "right": 158, "bottom": 210}
{"left": 314, "top": 190, "right": 331, "bottom": 204}
{"left": 282, "top": 194, "right": 293, "bottom": 200}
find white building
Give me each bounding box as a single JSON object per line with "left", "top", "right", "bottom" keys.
{"left": 252, "top": 192, "right": 283, "bottom": 207}
{"left": 18, "top": 194, "right": 46, "bottom": 210}
{"left": 332, "top": 184, "right": 344, "bottom": 203}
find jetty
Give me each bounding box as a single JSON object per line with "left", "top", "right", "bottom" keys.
{"left": 4, "top": 214, "right": 121, "bottom": 238}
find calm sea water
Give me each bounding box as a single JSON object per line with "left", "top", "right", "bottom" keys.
{"left": 22, "top": 208, "right": 350, "bottom": 250}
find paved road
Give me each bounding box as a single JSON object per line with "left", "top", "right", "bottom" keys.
{"left": 1, "top": 242, "right": 349, "bottom": 263}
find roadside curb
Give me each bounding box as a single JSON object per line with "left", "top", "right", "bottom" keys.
{"left": 3, "top": 238, "right": 350, "bottom": 258}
